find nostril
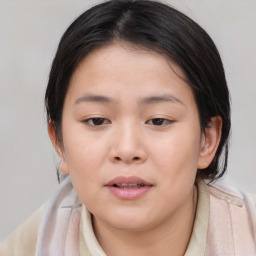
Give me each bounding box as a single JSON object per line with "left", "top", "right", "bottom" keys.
{"left": 114, "top": 156, "right": 121, "bottom": 161}
{"left": 114, "top": 156, "right": 140, "bottom": 162}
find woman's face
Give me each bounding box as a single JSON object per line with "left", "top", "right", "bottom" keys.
{"left": 52, "top": 43, "right": 212, "bottom": 232}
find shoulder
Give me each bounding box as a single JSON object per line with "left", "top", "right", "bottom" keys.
{"left": 204, "top": 180, "right": 256, "bottom": 254}
{"left": 207, "top": 180, "right": 245, "bottom": 206}
{"left": 207, "top": 180, "right": 256, "bottom": 206}
{"left": 207, "top": 180, "right": 256, "bottom": 236}
{"left": 206, "top": 180, "right": 256, "bottom": 213}
{"left": 0, "top": 206, "right": 43, "bottom": 256}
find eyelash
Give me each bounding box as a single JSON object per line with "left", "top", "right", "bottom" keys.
{"left": 83, "top": 117, "right": 173, "bottom": 127}
{"left": 83, "top": 117, "right": 111, "bottom": 126}
{"left": 146, "top": 118, "right": 173, "bottom": 126}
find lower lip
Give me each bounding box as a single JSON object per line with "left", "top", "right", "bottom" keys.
{"left": 107, "top": 186, "right": 152, "bottom": 200}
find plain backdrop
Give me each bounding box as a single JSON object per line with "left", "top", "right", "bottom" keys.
{"left": 0, "top": 0, "right": 255, "bottom": 241}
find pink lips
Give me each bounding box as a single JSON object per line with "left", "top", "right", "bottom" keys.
{"left": 106, "top": 176, "right": 153, "bottom": 200}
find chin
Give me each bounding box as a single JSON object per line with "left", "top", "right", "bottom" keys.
{"left": 98, "top": 208, "right": 156, "bottom": 232}
{"left": 111, "top": 219, "right": 152, "bottom": 232}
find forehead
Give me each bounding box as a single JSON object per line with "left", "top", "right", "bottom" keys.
{"left": 75, "top": 42, "right": 186, "bottom": 79}
{"left": 66, "top": 42, "right": 195, "bottom": 107}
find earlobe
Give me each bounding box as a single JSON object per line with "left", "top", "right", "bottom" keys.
{"left": 47, "top": 122, "right": 69, "bottom": 174}
{"left": 197, "top": 116, "right": 222, "bottom": 169}
{"left": 59, "top": 159, "right": 69, "bottom": 175}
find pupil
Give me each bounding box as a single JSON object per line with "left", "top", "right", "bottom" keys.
{"left": 93, "top": 118, "right": 104, "bottom": 125}
{"left": 153, "top": 118, "right": 164, "bottom": 125}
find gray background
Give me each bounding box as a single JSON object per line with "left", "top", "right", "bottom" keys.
{"left": 0, "top": 0, "right": 255, "bottom": 241}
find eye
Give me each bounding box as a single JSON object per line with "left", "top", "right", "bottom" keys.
{"left": 147, "top": 118, "right": 173, "bottom": 126}
{"left": 83, "top": 118, "right": 110, "bottom": 126}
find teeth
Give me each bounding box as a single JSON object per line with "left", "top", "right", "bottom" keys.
{"left": 115, "top": 183, "right": 144, "bottom": 188}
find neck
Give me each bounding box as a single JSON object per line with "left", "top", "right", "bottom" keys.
{"left": 93, "top": 185, "right": 198, "bottom": 256}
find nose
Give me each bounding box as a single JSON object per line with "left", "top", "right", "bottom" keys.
{"left": 109, "top": 123, "right": 147, "bottom": 165}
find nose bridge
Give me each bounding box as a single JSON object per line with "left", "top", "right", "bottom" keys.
{"left": 111, "top": 119, "right": 146, "bottom": 163}
{"left": 119, "top": 120, "right": 140, "bottom": 147}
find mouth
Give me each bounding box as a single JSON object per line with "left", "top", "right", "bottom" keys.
{"left": 106, "top": 176, "right": 153, "bottom": 200}
{"left": 112, "top": 183, "right": 147, "bottom": 189}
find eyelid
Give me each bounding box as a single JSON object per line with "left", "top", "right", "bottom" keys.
{"left": 146, "top": 117, "right": 174, "bottom": 126}
{"left": 83, "top": 117, "right": 111, "bottom": 126}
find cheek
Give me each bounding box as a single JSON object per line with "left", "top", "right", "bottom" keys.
{"left": 65, "top": 143, "right": 105, "bottom": 176}
{"left": 61, "top": 128, "right": 109, "bottom": 190}
{"left": 150, "top": 127, "right": 202, "bottom": 178}
{"left": 63, "top": 124, "right": 108, "bottom": 165}
{"left": 62, "top": 136, "right": 106, "bottom": 206}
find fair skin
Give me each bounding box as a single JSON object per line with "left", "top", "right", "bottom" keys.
{"left": 49, "top": 43, "right": 222, "bottom": 256}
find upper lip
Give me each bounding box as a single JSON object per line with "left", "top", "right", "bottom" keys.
{"left": 106, "top": 176, "right": 153, "bottom": 187}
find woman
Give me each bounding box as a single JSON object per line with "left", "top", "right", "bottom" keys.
{"left": 1, "top": 0, "right": 256, "bottom": 255}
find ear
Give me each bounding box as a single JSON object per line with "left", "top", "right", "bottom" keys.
{"left": 197, "top": 116, "right": 222, "bottom": 169}
{"left": 48, "top": 122, "right": 69, "bottom": 174}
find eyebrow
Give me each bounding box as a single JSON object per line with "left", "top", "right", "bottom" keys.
{"left": 74, "top": 93, "right": 185, "bottom": 106}
{"left": 138, "top": 94, "right": 185, "bottom": 106}
{"left": 74, "top": 94, "right": 116, "bottom": 105}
